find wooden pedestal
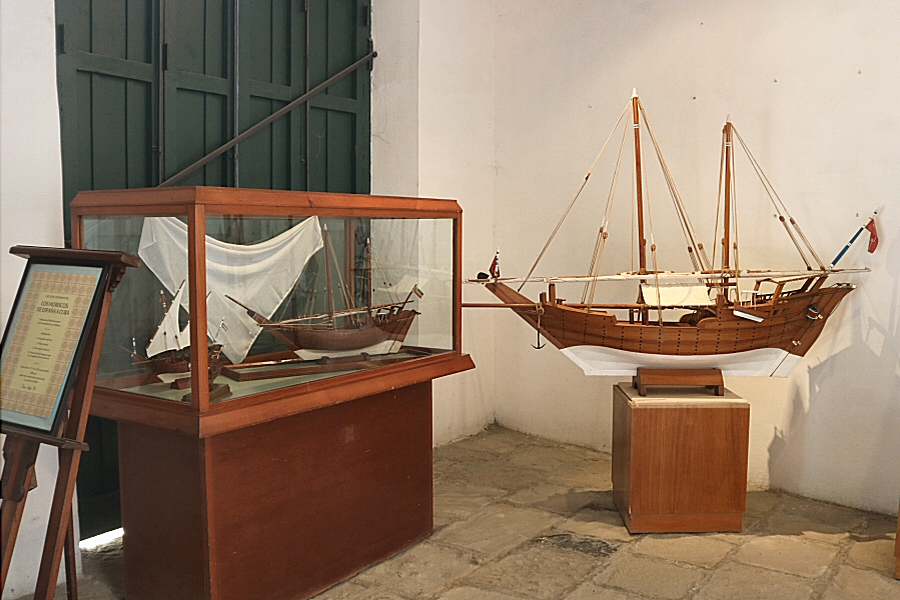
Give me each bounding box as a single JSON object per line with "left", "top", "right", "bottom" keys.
{"left": 895, "top": 501, "right": 899, "bottom": 578}
{"left": 612, "top": 383, "right": 750, "bottom": 533}
{"left": 118, "top": 381, "right": 433, "bottom": 600}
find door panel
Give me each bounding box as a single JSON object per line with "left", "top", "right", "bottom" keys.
{"left": 56, "top": 0, "right": 371, "bottom": 538}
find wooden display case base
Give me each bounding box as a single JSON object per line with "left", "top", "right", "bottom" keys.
{"left": 118, "top": 381, "right": 434, "bottom": 600}
{"left": 612, "top": 383, "right": 750, "bottom": 534}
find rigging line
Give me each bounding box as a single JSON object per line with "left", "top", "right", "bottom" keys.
{"left": 326, "top": 232, "right": 356, "bottom": 311}
{"left": 518, "top": 103, "right": 631, "bottom": 291}
{"left": 583, "top": 122, "right": 629, "bottom": 304}
{"left": 640, "top": 131, "right": 661, "bottom": 326}
{"left": 650, "top": 241, "right": 664, "bottom": 325}
{"left": 734, "top": 128, "right": 826, "bottom": 269}
{"left": 732, "top": 127, "right": 791, "bottom": 215}
{"left": 712, "top": 129, "right": 724, "bottom": 271}
{"left": 732, "top": 129, "right": 814, "bottom": 269}
{"left": 639, "top": 103, "right": 709, "bottom": 272}
{"left": 731, "top": 154, "right": 740, "bottom": 284}
{"left": 643, "top": 173, "right": 664, "bottom": 324}
{"left": 371, "top": 253, "right": 400, "bottom": 304}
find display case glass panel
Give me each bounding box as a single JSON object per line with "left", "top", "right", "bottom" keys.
{"left": 83, "top": 214, "right": 196, "bottom": 401}
{"left": 81, "top": 202, "right": 457, "bottom": 405}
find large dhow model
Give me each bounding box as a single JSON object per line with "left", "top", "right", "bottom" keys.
{"left": 472, "top": 91, "right": 872, "bottom": 377}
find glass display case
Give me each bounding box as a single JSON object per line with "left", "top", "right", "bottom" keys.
{"left": 72, "top": 187, "right": 471, "bottom": 419}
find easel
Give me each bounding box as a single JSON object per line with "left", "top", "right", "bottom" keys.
{"left": 1, "top": 246, "right": 137, "bottom": 600}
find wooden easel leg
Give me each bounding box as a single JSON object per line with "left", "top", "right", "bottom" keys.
{"left": 34, "top": 282, "right": 111, "bottom": 600}
{"left": 64, "top": 509, "right": 79, "bottom": 600}
{"left": 1, "top": 438, "right": 40, "bottom": 590}
{"left": 32, "top": 447, "right": 84, "bottom": 600}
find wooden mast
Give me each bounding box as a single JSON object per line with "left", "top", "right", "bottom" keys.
{"left": 632, "top": 89, "right": 647, "bottom": 275}
{"left": 365, "top": 238, "right": 373, "bottom": 317}
{"left": 323, "top": 226, "right": 336, "bottom": 323}
{"left": 722, "top": 119, "right": 734, "bottom": 273}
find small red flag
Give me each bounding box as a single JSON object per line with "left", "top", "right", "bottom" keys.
{"left": 489, "top": 251, "right": 500, "bottom": 279}
{"left": 865, "top": 219, "right": 878, "bottom": 253}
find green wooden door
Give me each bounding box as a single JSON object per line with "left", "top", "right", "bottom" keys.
{"left": 55, "top": 0, "right": 372, "bottom": 538}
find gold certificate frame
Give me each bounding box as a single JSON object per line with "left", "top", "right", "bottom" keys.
{"left": 0, "top": 260, "right": 106, "bottom": 434}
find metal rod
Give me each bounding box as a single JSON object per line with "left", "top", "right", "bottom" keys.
{"left": 159, "top": 50, "right": 377, "bottom": 187}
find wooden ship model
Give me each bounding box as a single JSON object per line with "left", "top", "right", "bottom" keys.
{"left": 127, "top": 280, "right": 225, "bottom": 387}
{"left": 473, "top": 91, "right": 868, "bottom": 377}
{"left": 228, "top": 225, "right": 421, "bottom": 361}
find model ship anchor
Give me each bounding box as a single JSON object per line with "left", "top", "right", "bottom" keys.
{"left": 227, "top": 226, "right": 422, "bottom": 362}
{"left": 469, "top": 90, "right": 873, "bottom": 377}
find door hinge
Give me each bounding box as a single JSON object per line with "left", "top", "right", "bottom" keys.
{"left": 362, "top": 4, "right": 371, "bottom": 27}
{"left": 367, "top": 38, "right": 374, "bottom": 70}
{"left": 56, "top": 24, "right": 66, "bottom": 55}
{"left": 161, "top": 43, "right": 169, "bottom": 71}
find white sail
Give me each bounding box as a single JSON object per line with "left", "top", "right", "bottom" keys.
{"left": 146, "top": 283, "right": 189, "bottom": 358}
{"left": 639, "top": 284, "right": 714, "bottom": 307}
{"left": 138, "top": 216, "right": 325, "bottom": 364}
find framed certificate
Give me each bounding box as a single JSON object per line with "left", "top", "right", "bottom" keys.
{"left": 1, "top": 260, "right": 107, "bottom": 434}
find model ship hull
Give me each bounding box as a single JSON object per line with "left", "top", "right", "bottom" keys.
{"left": 134, "top": 344, "right": 225, "bottom": 383}
{"left": 486, "top": 281, "right": 853, "bottom": 377}
{"left": 264, "top": 309, "right": 418, "bottom": 360}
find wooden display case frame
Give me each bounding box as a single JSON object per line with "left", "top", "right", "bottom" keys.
{"left": 71, "top": 187, "right": 475, "bottom": 600}
{"left": 71, "top": 186, "right": 474, "bottom": 437}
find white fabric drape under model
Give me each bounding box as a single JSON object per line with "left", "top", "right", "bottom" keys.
{"left": 138, "top": 216, "right": 324, "bottom": 364}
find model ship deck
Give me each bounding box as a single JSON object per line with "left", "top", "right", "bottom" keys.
{"left": 468, "top": 91, "right": 868, "bottom": 377}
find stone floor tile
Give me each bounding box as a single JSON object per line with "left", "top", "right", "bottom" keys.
{"left": 631, "top": 534, "right": 734, "bottom": 568}
{"left": 464, "top": 545, "right": 598, "bottom": 599}
{"left": 846, "top": 538, "right": 897, "bottom": 577}
{"left": 859, "top": 514, "right": 900, "bottom": 539}
{"left": 431, "top": 504, "right": 562, "bottom": 558}
{"left": 505, "top": 484, "right": 607, "bottom": 516}
{"left": 594, "top": 554, "right": 704, "bottom": 599}
{"left": 452, "top": 426, "right": 532, "bottom": 454}
{"left": 464, "top": 459, "right": 549, "bottom": 490}
{"left": 355, "top": 542, "right": 479, "bottom": 598}
{"left": 555, "top": 508, "right": 635, "bottom": 543}
{"left": 821, "top": 565, "right": 900, "bottom": 600}
{"left": 312, "top": 582, "right": 406, "bottom": 599}
{"left": 562, "top": 581, "right": 646, "bottom": 600}
{"left": 774, "top": 495, "right": 867, "bottom": 532}
{"left": 434, "top": 457, "right": 483, "bottom": 482}
{"left": 547, "top": 459, "right": 612, "bottom": 490}
{"left": 732, "top": 535, "right": 839, "bottom": 578}
{"left": 693, "top": 563, "right": 814, "bottom": 600}
{"left": 745, "top": 490, "right": 780, "bottom": 515}
{"left": 433, "top": 443, "right": 497, "bottom": 464}
{"left": 434, "top": 480, "right": 505, "bottom": 527}
{"left": 437, "top": 588, "right": 527, "bottom": 600}
{"left": 756, "top": 512, "right": 851, "bottom": 545}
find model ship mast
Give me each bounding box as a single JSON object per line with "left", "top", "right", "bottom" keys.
{"left": 633, "top": 89, "right": 648, "bottom": 276}
{"left": 469, "top": 91, "right": 868, "bottom": 377}
{"left": 226, "top": 222, "right": 422, "bottom": 361}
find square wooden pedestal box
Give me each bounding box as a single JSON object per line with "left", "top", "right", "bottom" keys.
{"left": 118, "top": 382, "right": 435, "bottom": 600}
{"left": 612, "top": 383, "right": 750, "bottom": 533}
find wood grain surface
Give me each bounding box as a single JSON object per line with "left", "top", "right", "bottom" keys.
{"left": 612, "top": 384, "right": 750, "bottom": 533}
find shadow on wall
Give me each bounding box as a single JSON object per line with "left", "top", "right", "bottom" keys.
{"left": 768, "top": 225, "right": 900, "bottom": 512}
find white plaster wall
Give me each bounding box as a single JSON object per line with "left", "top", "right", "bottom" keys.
{"left": 488, "top": 0, "right": 900, "bottom": 514}
{"left": 373, "top": 1, "right": 498, "bottom": 445}
{"left": 0, "top": 1, "right": 72, "bottom": 597}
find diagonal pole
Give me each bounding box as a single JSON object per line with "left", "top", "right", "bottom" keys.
{"left": 159, "top": 51, "right": 377, "bottom": 188}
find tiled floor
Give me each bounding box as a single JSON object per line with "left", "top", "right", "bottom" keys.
{"left": 22, "top": 426, "right": 899, "bottom": 600}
